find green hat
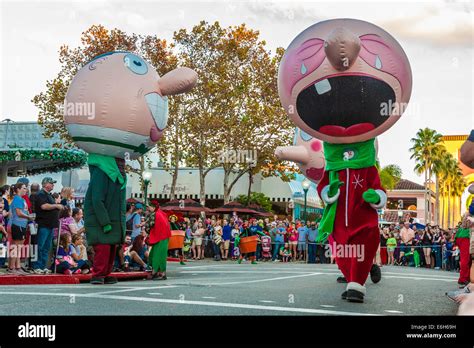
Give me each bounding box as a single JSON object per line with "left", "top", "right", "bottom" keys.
{"left": 41, "top": 177, "right": 57, "bottom": 185}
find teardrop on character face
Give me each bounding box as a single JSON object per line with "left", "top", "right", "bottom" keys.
{"left": 300, "top": 63, "right": 307, "bottom": 75}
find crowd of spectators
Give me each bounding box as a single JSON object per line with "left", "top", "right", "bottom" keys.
{"left": 0, "top": 175, "right": 466, "bottom": 277}
{"left": 0, "top": 176, "right": 90, "bottom": 275}
{"left": 375, "top": 221, "right": 461, "bottom": 272}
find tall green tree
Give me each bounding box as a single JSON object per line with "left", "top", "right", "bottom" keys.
{"left": 174, "top": 21, "right": 294, "bottom": 205}
{"left": 409, "top": 128, "right": 445, "bottom": 224}
{"left": 432, "top": 146, "right": 448, "bottom": 225}
{"left": 438, "top": 153, "right": 465, "bottom": 228}
{"left": 173, "top": 21, "right": 228, "bottom": 206}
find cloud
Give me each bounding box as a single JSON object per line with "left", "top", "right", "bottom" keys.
{"left": 244, "top": 2, "right": 324, "bottom": 24}
{"left": 378, "top": 3, "right": 473, "bottom": 47}
{"left": 245, "top": 1, "right": 473, "bottom": 47}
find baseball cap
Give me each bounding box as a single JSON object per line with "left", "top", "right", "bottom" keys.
{"left": 42, "top": 177, "right": 57, "bottom": 185}
{"left": 135, "top": 203, "right": 144, "bottom": 209}
{"left": 16, "top": 177, "right": 29, "bottom": 185}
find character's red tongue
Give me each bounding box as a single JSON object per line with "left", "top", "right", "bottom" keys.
{"left": 319, "top": 123, "right": 375, "bottom": 137}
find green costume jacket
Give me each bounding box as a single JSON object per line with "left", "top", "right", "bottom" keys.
{"left": 83, "top": 155, "right": 126, "bottom": 245}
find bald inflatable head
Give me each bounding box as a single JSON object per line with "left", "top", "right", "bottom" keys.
{"left": 64, "top": 51, "right": 197, "bottom": 159}
{"left": 278, "top": 18, "right": 412, "bottom": 144}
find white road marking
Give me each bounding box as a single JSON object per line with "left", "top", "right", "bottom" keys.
{"left": 259, "top": 300, "right": 276, "bottom": 303}
{"left": 202, "top": 296, "right": 216, "bottom": 299}
{"left": 89, "top": 285, "right": 180, "bottom": 296}
{"left": 384, "top": 310, "right": 403, "bottom": 314}
{"left": 207, "top": 272, "right": 323, "bottom": 286}
{"left": 178, "top": 264, "right": 459, "bottom": 281}
{"left": 181, "top": 271, "right": 315, "bottom": 274}
{"left": 382, "top": 271, "right": 457, "bottom": 280}
{"left": 148, "top": 293, "right": 163, "bottom": 296}
{"left": 320, "top": 305, "right": 335, "bottom": 308}
{"left": 382, "top": 275, "right": 456, "bottom": 282}
{"left": 0, "top": 291, "right": 378, "bottom": 316}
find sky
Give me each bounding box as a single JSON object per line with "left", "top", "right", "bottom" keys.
{"left": 1, "top": 0, "right": 473, "bottom": 185}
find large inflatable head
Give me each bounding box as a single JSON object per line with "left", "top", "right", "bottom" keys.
{"left": 278, "top": 19, "right": 412, "bottom": 144}
{"left": 64, "top": 51, "right": 197, "bottom": 159}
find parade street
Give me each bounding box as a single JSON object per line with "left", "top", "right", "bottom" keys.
{"left": 0, "top": 262, "right": 458, "bottom": 316}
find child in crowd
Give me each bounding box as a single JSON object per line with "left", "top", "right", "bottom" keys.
{"left": 280, "top": 243, "right": 291, "bottom": 263}
{"left": 55, "top": 234, "right": 89, "bottom": 275}
{"left": 117, "top": 235, "right": 133, "bottom": 271}
{"left": 386, "top": 232, "right": 397, "bottom": 265}
{"left": 69, "top": 234, "right": 90, "bottom": 274}
{"left": 127, "top": 234, "right": 150, "bottom": 271}
{"left": 58, "top": 206, "right": 79, "bottom": 237}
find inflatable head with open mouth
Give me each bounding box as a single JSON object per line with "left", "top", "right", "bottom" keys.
{"left": 64, "top": 51, "right": 197, "bottom": 159}
{"left": 278, "top": 19, "right": 412, "bottom": 144}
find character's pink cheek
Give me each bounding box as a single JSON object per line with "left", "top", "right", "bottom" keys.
{"left": 311, "top": 141, "right": 322, "bottom": 152}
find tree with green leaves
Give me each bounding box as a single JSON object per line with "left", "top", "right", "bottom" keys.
{"left": 235, "top": 192, "right": 273, "bottom": 212}
{"left": 379, "top": 164, "right": 402, "bottom": 190}
{"left": 409, "top": 128, "right": 445, "bottom": 224}
{"left": 214, "top": 27, "right": 294, "bottom": 204}
{"left": 174, "top": 21, "right": 294, "bottom": 205}
{"left": 173, "top": 21, "right": 227, "bottom": 206}
{"left": 432, "top": 146, "right": 448, "bottom": 225}
{"left": 438, "top": 153, "right": 465, "bottom": 228}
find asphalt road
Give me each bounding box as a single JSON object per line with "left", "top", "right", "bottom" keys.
{"left": 0, "top": 261, "right": 460, "bottom": 316}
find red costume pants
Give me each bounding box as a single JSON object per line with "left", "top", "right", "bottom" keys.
{"left": 334, "top": 226, "right": 380, "bottom": 286}
{"left": 92, "top": 244, "right": 117, "bottom": 278}
{"left": 456, "top": 238, "right": 471, "bottom": 284}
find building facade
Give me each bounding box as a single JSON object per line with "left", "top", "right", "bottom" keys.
{"left": 441, "top": 135, "right": 472, "bottom": 227}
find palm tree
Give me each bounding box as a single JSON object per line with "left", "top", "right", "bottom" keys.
{"left": 439, "top": 176, "right": 447, "bottom": 227}
{"left": 451, "top": 168, "right": 465, "bottom": 225}
{"left": 432, "top": 147, "right": 448, "bottom": 225}
{"left": 439, "top": 154, "right": 465, "bottom": 228}
{"left": 409, "top": 128, "right": 445, "bottom": 224}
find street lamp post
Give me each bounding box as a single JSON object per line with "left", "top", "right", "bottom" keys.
{"left": 302, "top": 179, "right": 311, "bottom": 222}
{"left": 142, "top": 171, "right": 152, "bottom": 207}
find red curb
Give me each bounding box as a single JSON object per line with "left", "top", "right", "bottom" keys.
{"left": 0, "top": 274, "right": 79, "bottom": 285}
{"left": 0, "top": 271, "right": 150, "bottom": 285}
